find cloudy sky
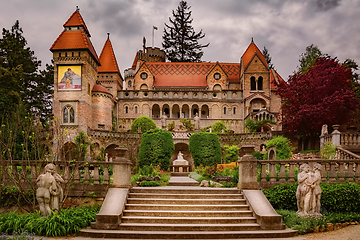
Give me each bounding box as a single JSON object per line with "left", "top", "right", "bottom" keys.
{"left": 0, "top": 0, "right": 359, "bottom": 79}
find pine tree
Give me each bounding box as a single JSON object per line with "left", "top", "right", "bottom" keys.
{"left": 0, "top": 21, "right": 53, "bottom": 120}
{"left": 262, "top": 46, "right": 274, "bottom": 69}
{"left": 162, "top": 1, "right": 209, "bottom": 62}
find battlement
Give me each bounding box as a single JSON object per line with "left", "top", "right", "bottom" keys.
{"left": 138, "top": 47, "right": 165, "bottom": 63}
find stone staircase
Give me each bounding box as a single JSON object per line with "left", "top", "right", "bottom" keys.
{"left": 81, "top": 187, "right": 298, "bottom": 239}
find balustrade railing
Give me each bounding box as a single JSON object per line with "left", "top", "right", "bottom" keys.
{"left": 340, "top": 133, "right": 360, "bottom": 147}
{"left": 335, "top": 147, "right": 360, "bottom": 160}
{"left": 257, "top": 159, "right": 360, "bottom": 189}
{"left": 1, "top": 160, "right": 113, "bottom": 197}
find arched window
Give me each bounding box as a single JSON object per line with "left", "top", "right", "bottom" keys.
{"left": 63, "top": 106, "right": 75, "bottom": 123}
{"left": 223, "top": 107, "right": 227, "bottom": 115}
{"left": 258, "top": 76, "right": 263, "bottom": 90}
{"left": 128, "top": 80, "right": 132, "bottom": 88}
{"left": 250, "top": 76, "right": 256, "bottom": 90}
{"left": 135, "top": 106, "right": 138, "bottom": 114}
{"left": 125, "top": 106, "right": 129, "bottom": 114}
{"left": 233, "top": 107, "right": 236, "bottom": 115}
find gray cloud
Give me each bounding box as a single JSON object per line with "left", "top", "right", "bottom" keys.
{"left": 0, "top": 0, "right": 359, "bottom": 80}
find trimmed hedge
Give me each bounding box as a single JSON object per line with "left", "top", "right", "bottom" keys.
{"left": 138, "top": 128, "right": 174, "bottom": 170}
{"left": 131, "top": 116, "right": 156, "bottom": 133}
{"left": 263, "top": 182, "right": 360, "bottom": 212}
{"left": 189, "top": 132, "right": 221, "bottom": 167}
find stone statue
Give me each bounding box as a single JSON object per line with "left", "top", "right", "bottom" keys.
{"left": 296, "top": 163, "right": 322, "bottom": 217}
{"left": 36, "top": 163, "right": 64, "bottom": 217}
{"left": 177, "top": 151, "right": 184, "bottom": 160}
{"left": 321, "top": 124, "right": 328, "bottom": 136}
{"left": 173, "top": 151, "right": 189, "bottom": 172}
{"left": 161, "top": 112, "right": 167, "bottom": 129}
{"left": 194, "top": 113, "right": 200, "bottom": 130}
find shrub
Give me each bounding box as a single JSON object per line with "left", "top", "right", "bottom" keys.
{"left": 180, "top": 118, "right": 194, "bottom": 131}
{"left": 252, "top": 151, "right": 263, "bottom": 160}
{"left": 263, "top": 136, "right": 294, "bottom": 160}
{"left": 223, "top": 145, "right": 240, "bottom": 163}
{"left": 139, "top": 181, "right": 161, "bottom": 187}
{"left": 138, "top": 129, "right": 174, "bottom": 170}
{"left": 245, "top": 119, "right": 276, "bottom": 133}
{"left": 211, "top": 121, "right": 227, "bottom": 134}
{"left": 263, "top": 182, "right": 360, "bottom": 213}
{"left": 167, "top": 121, "right": 175, "bottom": 131}
{"left": 277, "top": 210, "right": 326, "bottom": 234}
{"left": 189, "top": 132, "right": 221, "bottom": 167}
{"left": 131, "top": 116, "right": 156, "bottom": 133}
{"left": 321, "top": 142, "right": 336, "bottom": 159}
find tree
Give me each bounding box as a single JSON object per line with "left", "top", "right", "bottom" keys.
{"left": 189, "top": 132, "right": 221, "bottom": 167}
{"left": 297, "top": 44, "right": 324, "bottom": 73}
{"left": 262, "top": 46, "right": 274, "bottom": 69}
{"left": 277, "top": 57, "right": 360, "bottom": 136}
{"left": 162, "top": 0, "right": 209, "bottom": 62}
{"left": 343, "top": 58, "right": 360, "bottom": 100}
{"left": 131, "top": 116, "right": 157, "bottom": 133}
{"left": 263, "top": 136, "right": 294, "bottom": 160}
{"left": 138, "top": 129, "right": 174, "bottom": 170}
{"left": 0, "top": 21, "right": 53, "bottom": 120}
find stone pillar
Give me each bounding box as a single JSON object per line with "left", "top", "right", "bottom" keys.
{"left": 332, "top": 124, "right": 341, "bottom": 147}
{"left": 112, "top": 147, "right": 131, "bottom": 188}
{"left": 238, "top": 145, "right": 258, "bottom": 190}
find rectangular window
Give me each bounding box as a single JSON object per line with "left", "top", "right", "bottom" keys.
{"left": 224, "top": 107, "right": 226, "bottom": 115}
{"left": 88, "top": 83, "right": 91, "bottom": 95}
{"left": 59, "top": 53, "right": 61, "bottom": 57}
{"left": 233, "top": 107, "right": 236, "bottom": 115}
{"left": 98, "top": 124, "right": 105, "bottom": 129}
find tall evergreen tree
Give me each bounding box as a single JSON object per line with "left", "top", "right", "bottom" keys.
{"left": 262, "top": 46, "right": 274, "bottom": 69}
{"left": 297, "top": 44, "right": 324, "bottom": 74}
{"left": 0, "top": 21, "right": 53, "bottom": 120}
{"left": 162, "top": 1, "right": 209, "bottom": 62}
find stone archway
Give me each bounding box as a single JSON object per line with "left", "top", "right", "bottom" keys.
{"left": 171, "top": 142, "right": 194, "bottom": 171}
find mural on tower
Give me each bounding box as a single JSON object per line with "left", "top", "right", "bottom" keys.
{"left": 58, "top": 65, "right": 82, "bottom": 90}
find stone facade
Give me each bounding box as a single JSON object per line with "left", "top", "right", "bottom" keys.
{"left": 51, "top": 9, "right": 285, "bottom": 161}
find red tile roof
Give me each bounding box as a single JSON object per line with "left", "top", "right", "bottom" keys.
{"left": 241, "top": 41, "right": 268, "bottom": 70}
{"left": 146, "top": 62, "right": 240, "bottom": 87}
{"left": 63, "top": 11, "right": 91, "bottom": 37}
{"left": 270, "top": 68, "right": 286, "bottom": 89}
{"left": 92, "top": 84, "right": 112, "bottom": 96}
{"left": 98, "top": 38, "right": 120, "bottom": 74}
{"left": 50, "top": 30, "right": 100, "bottom": 65}
{"left": 132, "top": 53, "right": 139, "bottom": 70}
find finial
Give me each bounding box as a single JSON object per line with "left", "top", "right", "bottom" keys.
{"left": 107, "top": 32, "right": 110, "bottom": 40}
{"left": 76, "top": 6, "right": 80, "bottom": 12}
{"left": 251, "top": 37, "right": 254, "bottom": 43}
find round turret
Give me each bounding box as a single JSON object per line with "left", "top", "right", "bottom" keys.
{"left": 92, "top": 84, "right": 113, "bottom": 130}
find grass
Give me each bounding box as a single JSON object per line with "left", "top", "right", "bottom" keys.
{"left": 0, "top": 205, "right": 100, "bottom": 237}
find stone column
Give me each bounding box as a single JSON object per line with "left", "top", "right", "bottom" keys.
{"left": 112, "top": 147, "right": 131, "bottom": 188}
{"left": 238, "top": 145, "right": 258, "bottom": 190}
{"left": 332, "top": 124, "right": 341, "bottom": 147}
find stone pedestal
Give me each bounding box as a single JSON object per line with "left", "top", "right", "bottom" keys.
{"left": 238, "top": 145, "right": 258, "bottom": 190}
{"left": 112, "top": 147, "right": 131, "bottom": 188}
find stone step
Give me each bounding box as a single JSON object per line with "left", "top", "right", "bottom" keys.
{"left": 81, "top": 228, "right": 299, "bottom": 239}
{"left": 128, "top": 193, "right": 244, "bottom": 199}
{"left": 117, "top": 223, "right": 261, "bottom": 231}
{"left": 123, "top": 210, "right": 254, "bottom": 217}
{"left": 121, "top": 216, "right": 257, "bottom": 224}
{"left": 171, "top": 172, "right": 190, "bottom": 177}
{"left": 130, "top": 187, "right": 241, "bottom": 195}
{"left": 125, "top": 204, "right": 249, "bottom": 211}
{"left": 127, "top": 198, "right": 246, "bottom": 205}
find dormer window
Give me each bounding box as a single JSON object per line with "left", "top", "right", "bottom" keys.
{"left": 140, "top": 72, "right": 148, "bottom": 79}
{"left": 214, "top": 73, "right": 221, "bottom": 80}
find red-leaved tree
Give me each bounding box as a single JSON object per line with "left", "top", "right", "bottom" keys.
{"left": 277, "top": 57, "right": 360, "bottom": 136}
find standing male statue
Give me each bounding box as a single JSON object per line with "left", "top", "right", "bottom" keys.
{"left": 194, "top": 113, "right": 200, "bottom": 130}
{"left": 161, "top": 112, "right": 168, "bottom": 129}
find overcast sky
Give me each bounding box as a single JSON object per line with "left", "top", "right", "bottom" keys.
{"left": 1, "top": 0, "right": 359, "bottom": 80}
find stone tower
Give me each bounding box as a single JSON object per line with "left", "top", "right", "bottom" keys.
{"left": 50, "top": 7, "right": 100, "bottom": 133}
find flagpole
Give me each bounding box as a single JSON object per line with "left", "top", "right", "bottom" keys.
{"left": 152, "top": 27, "right": 154, "bottom": 48}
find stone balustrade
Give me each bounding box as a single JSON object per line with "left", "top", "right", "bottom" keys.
{"left": 336, "top": 147, "right": 360, "bottom": 160}
{"left": 340, "top": 132, "right": 360, "bottom": 147}
{"left": 256, "top": 158, "right": 360, "bottom": 189}
{"left": 170, "top": 164, "right": 190, "bottom": 173}
{"left": 1, "top": 160, "right": 114, "bottom": 197}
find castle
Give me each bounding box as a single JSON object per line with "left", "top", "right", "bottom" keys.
{"left": 50, "top": 9, "right": 285, "bottom": 162}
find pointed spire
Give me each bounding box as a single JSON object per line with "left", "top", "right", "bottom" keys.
{"left": 63, "top": 8, "right": 91, "bottom": 37}
{"left": 251, "top": 37, "right": 254, "bottom": 43}
{"left": 98, "top": 35, "right": 121, "bottom": 74}
{"left": 241, "top": 39, "right": 268, "bottom": 70}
